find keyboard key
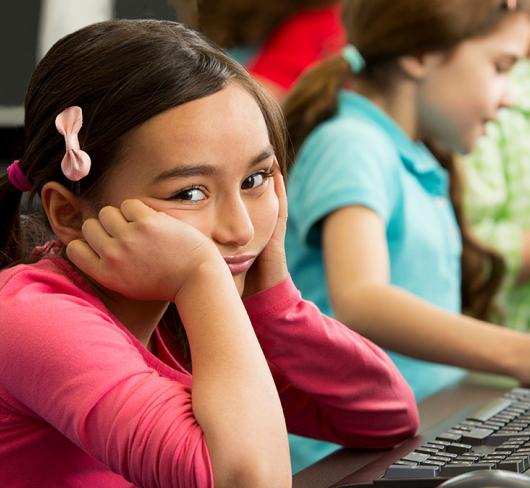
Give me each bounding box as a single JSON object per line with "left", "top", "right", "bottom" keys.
{"left": 485, "top": 433, "right": 530, "bottom": 446}
{"left": 467, "top": 398, "right": 512, "bottom": 421}
{"left": 433, "top": 451, "right": 457, "bottom": 460}
{"left": 482, "top": 455, "right": 505, "bottom": 462}
{"left": 394, "top": 460, "right": 417, "bottom": 466}
{"left": 420, "top": 460, "right": 445, "bottom": 468}
{"left": 428, "top": 455, "right": 450, "bottom": 464}
{"left": 516, "top": 448, "right": 530, "bottom": 454}
{"left": 445, "top": 443, "right": 472, "bottom": 454}
{"left": 414, "top": 447, "right": 439, "bottom": 455}
{"left": 460, "top": 428, "right": 494, "bottom": 445}
{"left": 384, "top": 464, "right": 440, "bottom": 479}
{"left": 482, "top": 421, "right": 504, "bottom": 430}
{"left": 454, "top": 455, "right": 481, "bottom": 462}
{"left": 505, "top": 455, "right": 530, "bottom": 470}
{"left": 402, "top": 452, "right": 430, "bottom": 463}
{"left": 428, "top": 440, "right": 451, "bottom": 448}
{"left": 458, "top": 420, "right": 485, "bottom": 428}
{"left": 440, "top": 463, "right": 494, "bottom": 476}
{"left": 497, "top": 459, "right": 526, "bottom": 472}
{"left": 437, "top": 432, "right": 462, "bottom": 442}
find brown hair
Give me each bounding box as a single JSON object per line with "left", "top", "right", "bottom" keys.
{"left": 284, "top": 0, "right": 530, "bottom": 320}
{"left": 0, "top": 19, "right": 286, "bottom": 269}
{"left": 0, "top": 20, "right": 287, "bottom": 356}
{"left": 191, "top": 0, "right": 339, "bottom": 48}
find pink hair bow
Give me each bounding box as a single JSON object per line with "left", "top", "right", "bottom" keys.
{"left": 55, "top": 106, "right": 91, "bottom": 182}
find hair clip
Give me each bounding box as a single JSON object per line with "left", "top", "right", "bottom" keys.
{"left": 6, "top": 160, "right": 32, "bottom": 192}
{"left": 55, "top": 106, "right": 91, "bottom": 182}
{"left": 342, "top": 44, "right": 366, "bottom": 74}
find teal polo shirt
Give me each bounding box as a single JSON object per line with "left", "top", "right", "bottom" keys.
{"left": 286, "top": 91, "right": 466, "bottom": 401}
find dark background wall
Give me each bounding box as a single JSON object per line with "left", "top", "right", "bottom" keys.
{"left": 0, "top": 1, "right": 42, "bottom": 109}
{"left": 0, "top": 0, "right": 187, "bottom": 169}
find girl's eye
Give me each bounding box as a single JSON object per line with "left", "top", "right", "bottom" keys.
{"left": 495, "top": 60, "right": 514, "bottom": 74}
{"left": 173, "top": 187, "right": 206, "bottom": 202}
{"left": 241, "top": 171, "right": 272, "bottom": 190}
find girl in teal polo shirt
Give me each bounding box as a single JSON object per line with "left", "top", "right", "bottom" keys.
{"left": 284, "top": 0, "right": 530, "bottom": 472}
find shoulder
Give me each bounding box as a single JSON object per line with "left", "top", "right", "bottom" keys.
{"left": 0, "top": 258, "right": 159, "bottom": 411}
{"left": 275, "top": 5, "right": 344, "bottom": 38}
{"left": 0, "top": 257, "right": 133, "bottom": 354}
{"left": 316, "top": 112, "right": 395, "bottom": 146}
{"left": 1, "top": 257, "right": 105, "bottom": 314}
{"left": 295, "top": 112, "right": 400, "bottom": 178}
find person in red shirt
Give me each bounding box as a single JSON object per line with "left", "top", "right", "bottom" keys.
{"left": 194, "top": 0, "right": 346, "bottom": 100}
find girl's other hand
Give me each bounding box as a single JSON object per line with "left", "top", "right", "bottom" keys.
{"left": 243, "top": 168, "right": 289, "bottom": 298}
{"left": 66, "top": 199, "right": 224, "bottom": 302}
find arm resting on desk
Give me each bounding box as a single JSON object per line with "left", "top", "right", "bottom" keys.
{"left": 244, "top": 277, "right": 419, "bottom": 449}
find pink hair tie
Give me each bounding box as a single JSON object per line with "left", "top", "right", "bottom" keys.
{"left": 55, "top": 106, "right": 91, "bottom": 182}
{"left": 7, "top": 160, "right": 32, "bottom": 192}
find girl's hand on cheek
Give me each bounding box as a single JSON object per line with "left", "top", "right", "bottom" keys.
{"left": 243, "top": 169, "right": 289, "bottom": 298}
{"left": 66, "top": 199, "right": 225, "bottom": 302}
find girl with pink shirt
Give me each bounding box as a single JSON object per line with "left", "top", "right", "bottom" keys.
{"left": 0, "top": 20, "right": 417, "bottom": 487}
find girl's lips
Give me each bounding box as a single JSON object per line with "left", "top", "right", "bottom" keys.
{"left": 224, "top": 255, "right": 256, "bottom": 275}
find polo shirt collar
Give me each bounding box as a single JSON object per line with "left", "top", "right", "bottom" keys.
{"left": 338, "top": 90, "right": 448, "bottom": 195}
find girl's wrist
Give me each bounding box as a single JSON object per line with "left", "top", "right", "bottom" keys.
{"left": 173, "top": 257, "right": 233, "bottom": 305}
{"left": 496, "top": 331, "right": 530, "bottom": 380}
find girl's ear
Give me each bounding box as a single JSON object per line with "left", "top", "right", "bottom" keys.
{"left": 397, "top": 54, "right": 429, "bottom": 80}
{"left": 40, "top": 182, "right": 87, "bottom": 244}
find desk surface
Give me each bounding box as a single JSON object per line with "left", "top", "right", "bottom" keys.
{"left": 293, "top": 373, "right": 518, "bottom": 488}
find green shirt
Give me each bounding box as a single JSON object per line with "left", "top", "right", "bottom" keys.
{"left": 459, "top": 60, "right": 530, "bottom": 331}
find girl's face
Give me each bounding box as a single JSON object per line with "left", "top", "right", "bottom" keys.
{"left": 417, "top": 12, "right": 530, "bottom": 154}
{"left": 98, "top": 83, "right": 279, "bottom": 295}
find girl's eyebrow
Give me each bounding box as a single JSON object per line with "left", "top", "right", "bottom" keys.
{"left": 152, "top": 145, "right": 275, "bottom": 182}
{"left": 250, "top": 145, "right": 275, "bottom": 166}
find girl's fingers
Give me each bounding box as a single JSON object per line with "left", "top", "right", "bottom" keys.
{"left": 120, "top": 199, "right": 155, "bottom": 222}
{"left": 81, "top": 217, "right": 114, "bottom": 257}
{"left": 98, "top": 205, "right": 129, "bottom": 237}
{"left": 273, "top": 170, "right": 288, "bottom": 222}
{"left": 272, "top": 170, "right": 288, "bottom": 239}
{"left": 66, "top": 239, "right": 101, "bottom": 276}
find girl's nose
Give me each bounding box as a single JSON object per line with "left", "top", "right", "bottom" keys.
{"left": 499, "top": 83, "right": 514, "bottom": 110}
{"left": 212, "top": 196, "right": 254, "bottom": 248}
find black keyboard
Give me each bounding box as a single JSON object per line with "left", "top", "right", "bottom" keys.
{"left": 334, "top": 387, "right": 530, "bottom": 487}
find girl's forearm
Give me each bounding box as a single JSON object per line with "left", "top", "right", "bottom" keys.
{"left": 331, "top": 282, "right": 530, "bottom": 380}
{"left": 174, "top": 263, "right": 291, "bottom": 488}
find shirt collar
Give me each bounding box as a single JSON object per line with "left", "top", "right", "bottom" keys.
{"left": 338, "top": 90, "right": 448, "bottom": 194}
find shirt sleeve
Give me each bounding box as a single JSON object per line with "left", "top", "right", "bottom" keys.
{"left": 244, "top": 277, "right": 419, "bottom": 449}
{"left": 288, "top": 120, "right": 400, "bottom": 247}
{"left": 248, "top": 7, "right": 346, "bottom": 90}
{"left": 460, "top": 111, "right": 525, "bottom": 290}
{"left": 0, "top": 271, "right": 213, "bottom": 488}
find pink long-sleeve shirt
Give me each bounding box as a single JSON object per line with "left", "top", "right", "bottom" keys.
{"left": 0, "top": 254, "right": 418, "bottom": 487}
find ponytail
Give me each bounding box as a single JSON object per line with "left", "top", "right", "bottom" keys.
{"left": 283, "top": 55, "right": 350, "bottom": 163}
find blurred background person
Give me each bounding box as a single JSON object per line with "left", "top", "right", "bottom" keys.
{"left": 188, "top": 0, "right": 346, "bottom": 101}
{"left": 459, "top": 56, "right": 530, "bottom": 331}
{"left": 283, "top": 0, "right": 530, "bottom": 471}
